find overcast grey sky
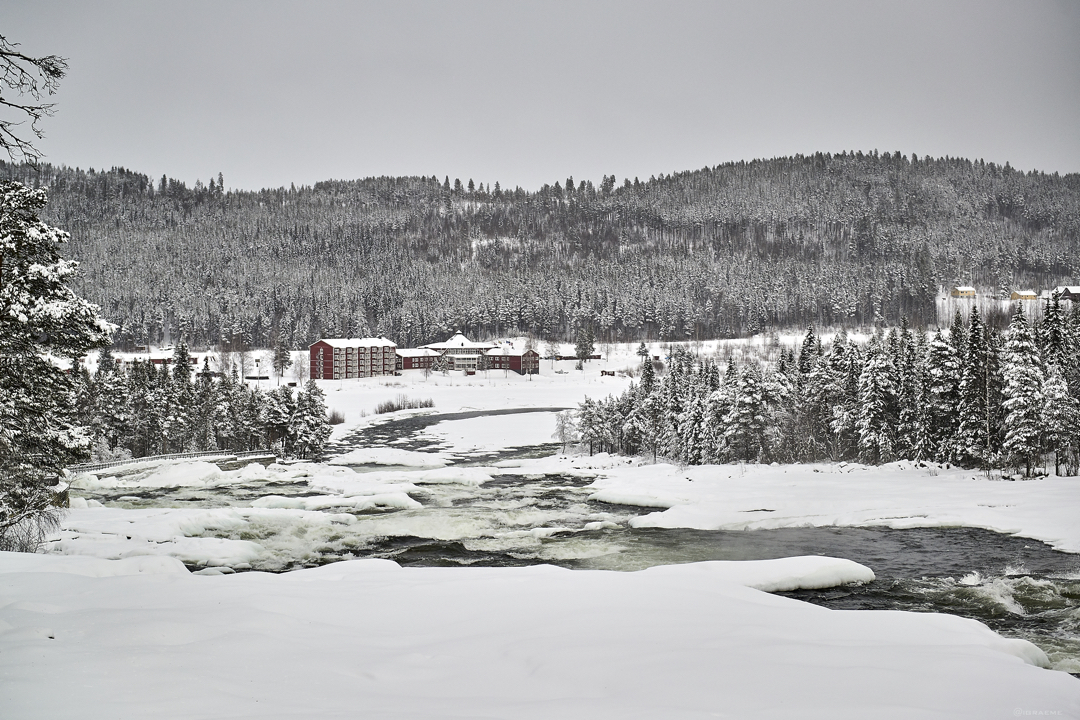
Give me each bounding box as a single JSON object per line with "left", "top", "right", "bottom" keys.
{"left": 5, "top": 0, "right": 1080, "bottom": 191}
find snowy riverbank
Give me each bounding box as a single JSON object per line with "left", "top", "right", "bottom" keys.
{"left": 3, "top": 552, "right": 1077, "bottom": 720}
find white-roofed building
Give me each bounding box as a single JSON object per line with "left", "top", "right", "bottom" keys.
{"left": 484, "top": 347, "right": 540, "bottom": 375}
{"left": 420, "top": 332, "right": 497, "bottom": 372}
{"left": 1051, "top": 286, "right": 1080, "bottom": 303}
{"left": 396, "top": 347, "right": 441, "bottom": 371}
{"left": 309, "top": 337, "right": 397, "bottom": 379}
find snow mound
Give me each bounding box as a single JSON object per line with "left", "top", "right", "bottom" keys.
{"left": 70, "top": 460, "right": 223, "bottom": 490}
{"left": 0, "top": 551, "right": 189, "bottom": 576}
{"left": 642, "top": 556, "right": 875, "bottom": 592}
{"left": 250, "top": 493, "right": 421, "bottom": 511}
{"left": 410, "top": 467, "right": 496, "bottom": 486}
{"left": 327, "top": 447, "right": 449, "bottom": 467}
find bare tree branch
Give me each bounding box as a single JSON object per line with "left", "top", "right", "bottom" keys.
{"left": 0, "top": 34, "right": 67, "bottom": 164}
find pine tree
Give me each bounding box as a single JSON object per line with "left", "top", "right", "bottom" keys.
{"left": 0, "top": 182, "right": 112, "bottom": 550}
{"left": 1001, "top": 309, "right": 1045, "bottom": 476}
{"left": 271, "top": 343, "right": 292, "bottom": 383}
{"left": 924, "top": 330, "right": 961, "bottom": 461}
{"left": 856, "top": 344, "right": 898, "bottom": 464}
{"left": 574, "top": 323, "right": 595, "bottom": 368}
{"left": 825, "top": 337, "right": 862, "bottom": 462}
{"left": 957, "top": 310, "right": 1000, "bottom": 469}
{"left": 577, "top": 397, "right": 600, "bottom": 455}
{"left": 678, "top": 393, "right": 707, "bottom": 465}
{"left": 723, "top": 363, "right": 768, "bottom": 462}
{"left": 892, "top": 320, "right": 922, "bottom": 459}
{"left": 637, "top": 342, "right": 655, "bottom": 395}
{"left": 290, "top": 380, "right": 331, "bottom": 459}
{"left": 1041, "top": 364, "right": 1080, "bottom": 476}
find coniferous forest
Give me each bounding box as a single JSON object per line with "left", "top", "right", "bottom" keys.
{"left": 576, "top": 303, "right": 1080, "bottom": 476}
{"left": 2, "top": 151, "right": 1078, "bottom": 350}
{"left": 74, "top": 345, "right": 332, "bottom": 464}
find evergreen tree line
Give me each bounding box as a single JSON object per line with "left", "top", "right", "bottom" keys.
{"left": 73, "top": 343, "right": 333, "bottom": 463}
{"left": 1, "top": 151, "right": 1076, "bottom": 350}
{"left": 575, "top": 299, "right": 1080, "bottom": 476}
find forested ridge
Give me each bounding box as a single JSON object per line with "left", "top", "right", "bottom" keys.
{"left": 2, "top": 151, "right": 1078, "bottom": 350}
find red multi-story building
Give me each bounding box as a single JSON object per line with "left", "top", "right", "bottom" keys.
{"left": 309, "top": 338, "right": 397, "bottom": 380}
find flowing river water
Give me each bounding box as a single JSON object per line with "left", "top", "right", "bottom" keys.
{"left": 70, "top": 408, "right": 1080, "bottom": 674}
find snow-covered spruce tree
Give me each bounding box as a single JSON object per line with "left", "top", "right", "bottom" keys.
{"left": 637, "top": 342, "right": 655, "bottom": 395}
{"left": 892, "top": 320, "right": 923, "bottom": 460}
{"left": 1041, "top": 364, "right": 1080, "bottom": 476}
{"left": 574, "top": 322, "right": 594, "bottom": 369}
{"left": 290, "top": 380, "right": 331, "bottom": 459}
{"left": 764, "top": 353, "right": 796, "bottom": 463}
{"left": 795, "top": 326, "right": 828, "bottom": 461}
{"left": 1039, "top": 293, "right": 1068, "bottom": 370}
{"left": 677, "top": 392, "right": 707, "bottom": 465}
{"left": 856, "top": 343, "right": 899, "bottom": 465}
{"left": 956, "top": 310, "right": 999, "bottom": 469}
{"left": 703, "top": 363, "right": 737, "bottom": 462}
{"left": 906, "top": 330, "right": 932, "bottom": 461}
{"left": 1001, "top": 308, "right": 1045, "bottom": 476}
{"left": 0, "top": 182, "right": 112, "bottom": 551}
{"left": 827, "top": 338, "right": 863, "bottom": 462}
{"left": 723, "top": 363, "right": 768, "bottom": 463}
{"left": 577, "top": 397, "right": 601, "bottom": 455}
{"left": 263, "top": 385, "right": 296, "bottom": 456}
{"left": 923, "top": 330, "right": 962, "bottom": 462}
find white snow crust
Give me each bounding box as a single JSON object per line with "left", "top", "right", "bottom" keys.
{"left": 2, "top": 553, "right": 1076, "bottom": 719}
{"left": 327, "top": 446, "right": 449, "bottom": 467}
{"left": 580, "top": 458, "right": 1080, "bottom": 553}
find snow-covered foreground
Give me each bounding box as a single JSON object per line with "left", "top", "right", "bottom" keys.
{"left": 3, "top": 552, "right": 1077, "bottom": 720}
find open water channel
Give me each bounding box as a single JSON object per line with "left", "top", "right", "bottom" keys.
{"left": 72, "top": 408, "right": 1080, "bottom": 674}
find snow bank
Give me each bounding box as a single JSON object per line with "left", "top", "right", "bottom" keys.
{"left": 70, "top": 460, "right": 224, "bottom": 490}
{"left": 581, "top": 460, "right": 1080, "bottom": 553}
{"left": 2, "top": 556, "right": 1075, "bottom": 719}
{"left": 327, "top": 447, "right": 449, "bottom": 467}
{"left": 250, "top": 493, "right": 421, "bottom": 511}
{"left": 642, "top": 555, "right": 875, "bottom": 592}
{"left": 0, "top": 551, "right": 188, "bottom": 577}
{"left": 410, "top": 466, "right": 496, "bottom": 485}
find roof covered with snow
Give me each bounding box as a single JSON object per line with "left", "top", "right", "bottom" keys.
{"left": 420, "top": 333, "right": 496, "bottom": 351}
{"left": 311, "top": 337, "right": 396, "bottom": 348}
{"left": 396, "top": 348, "right": 441, "bottom": 357}
{"left": 485, "top": 347, "right": 537, "bottom": 356}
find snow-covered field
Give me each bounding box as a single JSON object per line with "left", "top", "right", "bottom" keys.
{"left": 4, "top": 342, "right": 1080, "bottom": 717}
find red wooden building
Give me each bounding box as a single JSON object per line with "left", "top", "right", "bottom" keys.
{"left": 485, "top": 347, "right": 540, "bottom": 375}
{"left": 396, "top": 348, "right": 440, "bottom": 370}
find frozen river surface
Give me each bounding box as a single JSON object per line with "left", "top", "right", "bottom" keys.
{"left": 61, "top": 408, "right": 1080, "bottom": 674}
